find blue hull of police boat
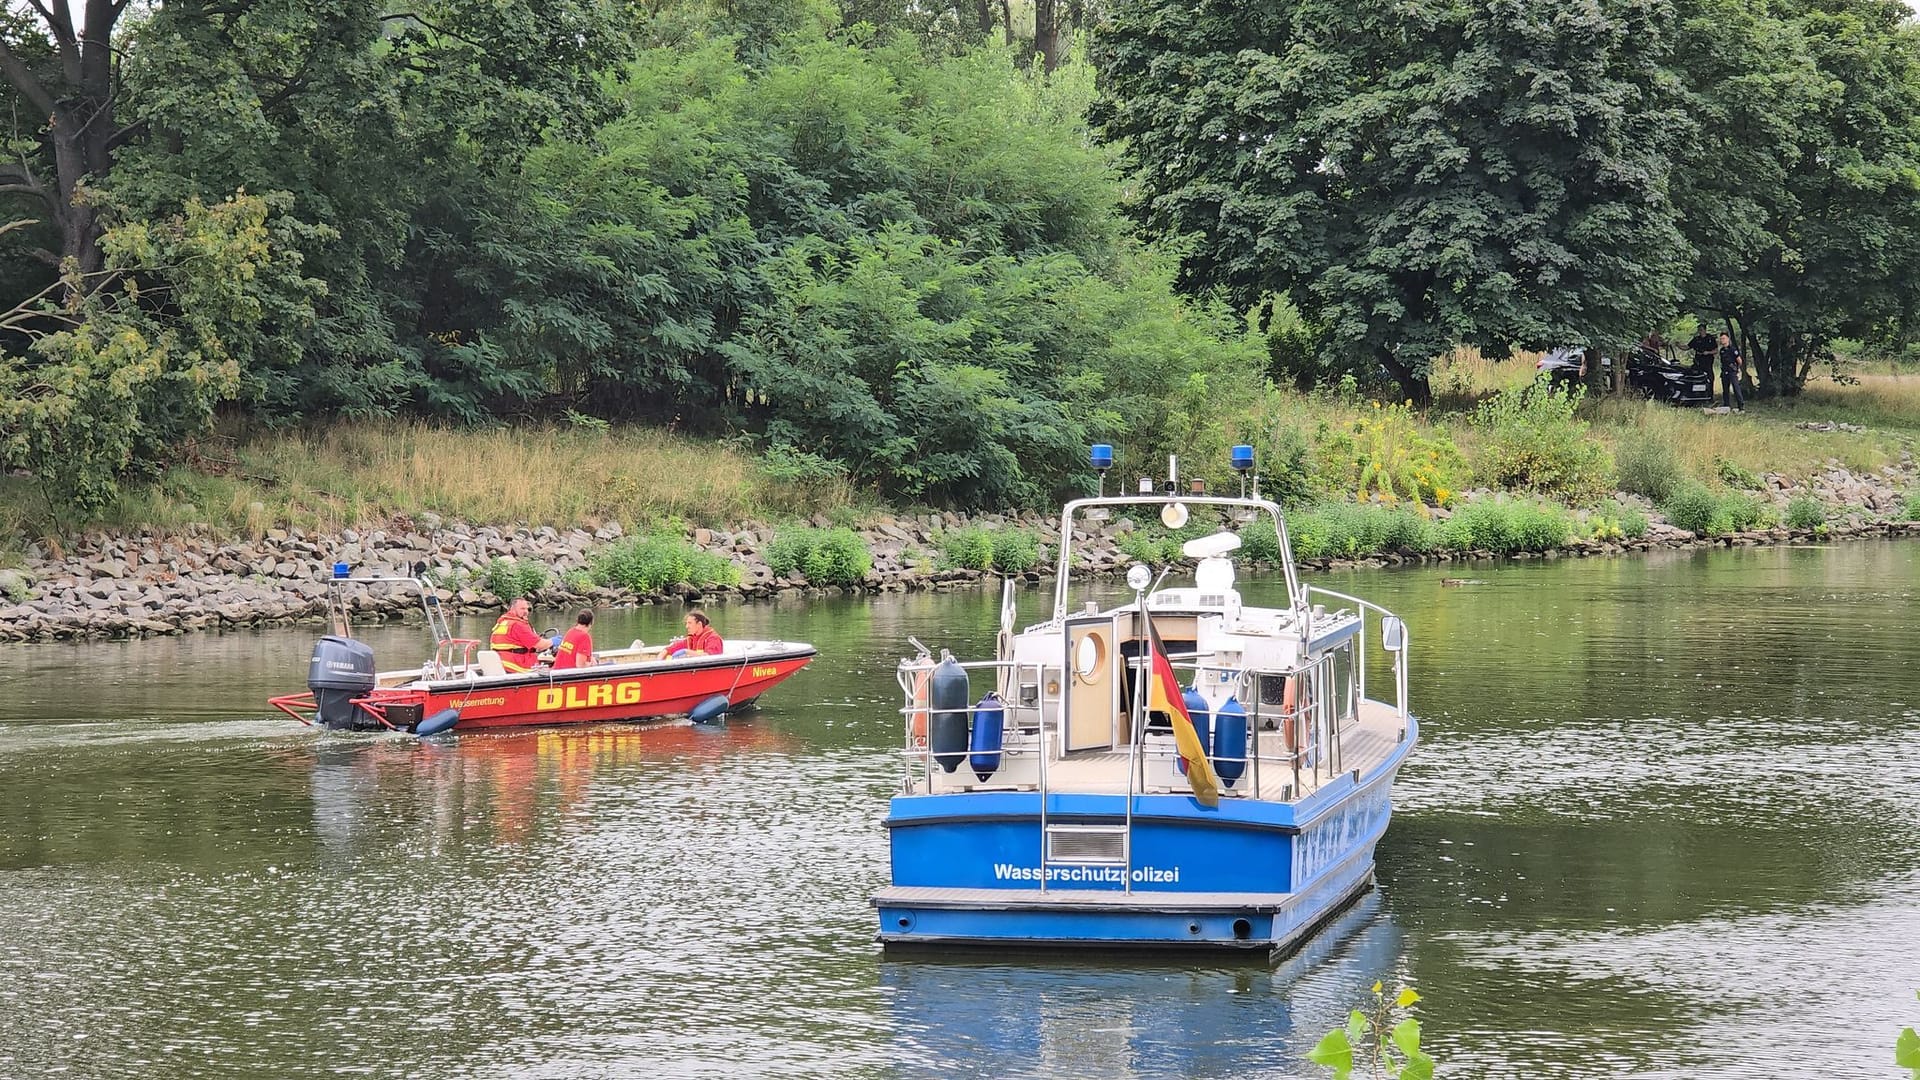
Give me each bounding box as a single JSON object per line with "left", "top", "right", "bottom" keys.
{"left": 874, "top": 715, "right": 1415, "bottom": 953}
{"left": 874, "top": 453, "right": 1421, "bottom": 954}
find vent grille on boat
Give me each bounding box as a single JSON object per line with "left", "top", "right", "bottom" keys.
{"left": 1045, "top": 825, "right": 1128, "bottom": 864}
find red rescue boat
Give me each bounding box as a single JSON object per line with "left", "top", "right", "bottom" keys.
{"left": 268, "top": 570, "right": 815, "bottom": 736}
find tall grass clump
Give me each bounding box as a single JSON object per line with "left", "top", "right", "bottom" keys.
{"left": 1236, "top": 520, "right": 1282, "bottom": 563}
{"left": 1286, "top": 503, "right": 1436, "bottom": 558}
{"left": 767, "top": 526, "right": 872, "bottom": 585}
{"left": 1661, "top": 482, "right": 1768, "bottom": 537}
{"left": 989, "top": 529, "right": 1043, "bottom": 573}
{"left": 1440, "top": 498, "right": 1571, "bottom": 553}
{"left": 938, "top": 526, "right": 1045, "bottom": 573}
{"left": 482, "top": 557, "right": 549, "bottom": 600}
{"left": 1586, "top": 498, "right": 1649, "bottom": 540}
{"left": 938, "top": 527, "right": 995, "bottom": 571}
{"left": 1470, "top": 380, "right": 1611, "bottom": 499}
{"left": 1785, "top": 495, "right": 1826, "bottom": 530}
{"left": 1613, "top": 437, "right": 1683, "bottom": 502}
{"left": 1115, "top": 521, "right": 1211, "bottom": 564}
{"left": 588, "top": 532, "right": 741, "bottom": 593}
{"left": 1904, "top": 491, "right": 1920, "bottom": 521}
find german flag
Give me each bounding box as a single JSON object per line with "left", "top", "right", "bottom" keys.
{"left": 1144, "top": 615, "right": 1220, "bottom": 808}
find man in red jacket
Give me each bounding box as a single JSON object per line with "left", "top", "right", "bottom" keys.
{"left": 666, "top": 609, "right": 723, "bottom": 658}
{"left": 488, "top": 597, "right": 547, "bottom": 673}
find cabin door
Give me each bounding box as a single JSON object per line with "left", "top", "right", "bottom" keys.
{"left": 1064, "top": 616, "right": 1120, "bottom": 751}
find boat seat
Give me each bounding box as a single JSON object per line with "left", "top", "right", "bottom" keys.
{"left": 475, "top": 650, "right": 507, "bottom": 678}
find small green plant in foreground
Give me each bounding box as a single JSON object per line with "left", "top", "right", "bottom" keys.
{"left": 1903, "top": 491, "right": 1920, "bottom": 521}
{"left": 1310, "top": 981, "right": 1434, "bottom": 1079}
{"left": 1899, "top": 991, "right": 1920, "bottom": 1078}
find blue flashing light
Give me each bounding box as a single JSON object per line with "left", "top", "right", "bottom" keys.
{"left": 1230, "top": 445, "right": 1255, "bottom": 472}
{"left": 1089, "top": 444, "right": 1113, "bottom": 472}
{"left": 332, "top": 561, "right": 351, "bottom": 580}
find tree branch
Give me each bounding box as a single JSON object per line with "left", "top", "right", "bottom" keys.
{"left": 24, "top": 0, "right": 82, "bottom": 85}
{"left": 104, "top": 118, "right": 145, "bottom": 152}
{"left": 0, "top": 36, "right": 57, "bottom": 117}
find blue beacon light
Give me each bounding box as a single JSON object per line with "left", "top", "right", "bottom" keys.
{"left": 1090, "top": 444, "right": 1113, "bottom": 495}
{"left": 1230, "top": 444, "right": 1255, "bottom": 497}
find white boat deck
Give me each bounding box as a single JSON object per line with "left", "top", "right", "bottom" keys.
{"left": 918, "top": 699, "right": 1409, "bottom": 803}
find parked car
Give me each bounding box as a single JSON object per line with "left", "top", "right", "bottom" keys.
{"left": 1624, "top": 345, "right": 1713, "bottom": 407}
{"left": 1535, "top": 346, "right": 1609, "bottom": 389}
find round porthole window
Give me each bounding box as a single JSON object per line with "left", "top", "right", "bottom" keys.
{"left": 1074, "top": 634, "right": 1106, "bottom": 683}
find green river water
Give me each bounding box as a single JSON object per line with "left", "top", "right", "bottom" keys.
{"left": 2, "top": 542, "right": 1917, "bottom": 1078}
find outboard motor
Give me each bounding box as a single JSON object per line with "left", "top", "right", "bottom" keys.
{"left": 308, "top": 635, "right": 377, "bottom": 730}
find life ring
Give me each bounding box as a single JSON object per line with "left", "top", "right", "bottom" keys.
{"left": 910, "top": 667, "right": 930, "bottom": 747}
{"left": 1281, "top": 674, "right": 1309, "bottom": 757}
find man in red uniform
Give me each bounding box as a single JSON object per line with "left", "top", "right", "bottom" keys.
{"left": 488, "top": 596, "right": 547, "bottom": 672}
{"left": 666, "top": 609, "right": 723, "bottom": 657}
{"left": 551, "top": 610, "right": 594, "bottom": 670}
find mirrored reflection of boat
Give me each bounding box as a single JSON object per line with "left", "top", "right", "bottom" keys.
{"left": 881, "top": 893, "right": 1405, "bottom": 1078}
{"left": 874, "top": 448, "right": 1418, "bottom": 955}
{"left": 268, "top": 570, "right": 814, "bottom": 737}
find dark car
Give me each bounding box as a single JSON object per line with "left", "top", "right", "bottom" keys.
{"left": 1624, "top": 345, "right": 1713, "bottom": 407}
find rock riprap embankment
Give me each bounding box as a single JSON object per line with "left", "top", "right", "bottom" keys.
{"left": 0, "top": 456, "right": 1914, "bottom": 642}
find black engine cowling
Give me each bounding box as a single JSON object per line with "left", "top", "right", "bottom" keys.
{"left": 308, "top": 636, "right": 376, "bottom": 730}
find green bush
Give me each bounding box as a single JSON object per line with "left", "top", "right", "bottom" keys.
{"left": 1115, "top": 521, "right": 1209, "bottom": 564}
{"left": 1587, "top": 498, "right": 1649, "bottom": 541}
{"left": 766, "top": 530, "right": 811, "bottom": 578}
{"left": 1785, "top": 495, "right": 1826, "bottom": 530}
{"left": 1661, "top": 482, "right": 1720, "bottom": 535}
{"left": 1614, "top": 438, "right": 1683, "bottom": 502}
{"left": 1662, "top": 483, "right": 1765, "bottom": 537}
{"left": 803, "top": 528, "right": 873, "bottom": 585}
{"left": 1437, "top": 498, "right": 1569, "bottom": 553}
{"left": 989, "top": 529, "right": 1043, "bottom": 574}
{"left": 588, "top": 533, "right": 741, "bottom": 593}
{"left": 482, "top": 557, "right": 549, "bottom": 600}
{"left": 1237, "top": 519, "right": 1282, "bottom": 563}
{"left": 1470, "top": 379, "right": 1612, "bottom": 499}
{"left": 1715, "top": 457, "right": 1764, "bottom": 490}
{"left": 1903, "top": 491, "right": 1920, "bottom": 521}
{"left": 767, "top": 526, "right": 872, "bottom": 585}
{"left": 939, "top": 527, "right": 996, "bottom": 571}
{"left": 1284, "top": 503, "right": 1436, "bottom": 558}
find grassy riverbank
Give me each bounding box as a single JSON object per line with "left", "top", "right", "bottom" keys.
{"left": 3, "top": 364, "right": 1916, "bottom": 558}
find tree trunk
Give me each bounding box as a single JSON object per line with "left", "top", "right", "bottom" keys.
{"left": 976, "top": 0, "right": 995, "bottom": 34}
{"left": 0, "top": 0, "right": 124, "bottom": 282}
{"left": 1000, "top": 0, "right": 1014, "bottom": 46}
{"left": 1035, "top": 0, "right": 1062, "bottom": 72}
{"left": 1377, "top": 349, "right": 1432, "bottom": 409}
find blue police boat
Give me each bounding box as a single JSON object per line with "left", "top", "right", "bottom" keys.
{"left": 873, "top": 448, "right": 1419, "bottom": 954}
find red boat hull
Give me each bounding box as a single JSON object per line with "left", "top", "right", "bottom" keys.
{"left": 272, "top": 646, "right": 817, "bottom": 732}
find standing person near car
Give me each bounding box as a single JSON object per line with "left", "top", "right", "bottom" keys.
{"left": 1718, "top": 332, "right": 1745, "bottom": 411}
{"left": 1688, "top": 325, "right": 1717, "bottom": 371}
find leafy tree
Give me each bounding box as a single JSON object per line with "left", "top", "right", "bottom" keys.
{"left": 1670, "top": 0, "right": 1920, "bottom": 397}
{"left": 0, "top": 192, "right": 320, "bottom": 513}
{"left": 1093, "top": 0, "right": 1692, "bottom": 404}
{"left": 108, "top": 0, "right": 631, "bottom": 419}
